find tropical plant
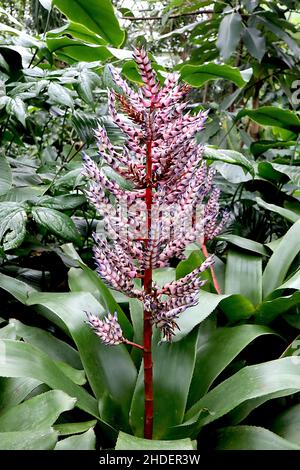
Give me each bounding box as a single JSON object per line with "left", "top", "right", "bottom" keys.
{"left": 0, "top": 0, "right": 299, "bottom": 452}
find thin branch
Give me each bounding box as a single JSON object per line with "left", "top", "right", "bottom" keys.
{"left": 121, "top": 9, "right": 214, "bottom": 21}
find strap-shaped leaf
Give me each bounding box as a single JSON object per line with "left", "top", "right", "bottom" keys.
{"left": 116, "top": 431, "right": 195, "bottom": 450}
{"left": 215, "top": 425, "right": 300, "bottom": 450}
{"left": 188, "top": 324, "right": 277, "bottom": 407}
{"left": 0, "top": 390, "right": 76, "bottom": 432}
{"left": 262, "top": 218, "right": 300, "bottom": 297}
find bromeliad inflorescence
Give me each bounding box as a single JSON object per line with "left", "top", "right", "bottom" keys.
{"left": 82, "top": 48, "right": 228, "bottom": 438}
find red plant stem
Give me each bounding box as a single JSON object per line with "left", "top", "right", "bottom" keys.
{"left": 123, "top": 339, "right": 144, "bottom": 350}
{"left": 143, "top": 134, "right": 154, "bottom": 439}
{"left": 202, "top": 243, "right": 222, "bottom": 295}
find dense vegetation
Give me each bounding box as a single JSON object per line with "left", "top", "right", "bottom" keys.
{"left": 0, "top": 0, "right": 299, "bottom": 450}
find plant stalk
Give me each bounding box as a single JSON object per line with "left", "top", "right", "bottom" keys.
{"left": 202, "top": 243, "right": 222, "bottom": 295}
{"left": 143, "top": 137, "right": 154, "bottom": 439}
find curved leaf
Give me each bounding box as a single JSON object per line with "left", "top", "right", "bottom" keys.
{"left": 0, "top": 339, "right": 99, "bottom": 419}
{"left": 217, "top": 234, "right": 268, "bottom": 256}
{"left": 262, "top": 218, "right": 300, "bottom": 297}
{"left": 0, "top": 390, "right": 76, "bottom": 432}
{"left": 203, "top": 147, "right": 254, "bottom": 175}
{"left": 0, "top": 156, "right": 12, "bottom": 196}
{"left": 215, "top": 425, "right": 300, "bottom": 450}
{"left": 236, "top": 107, "right": 300, "bottom": 133}
{"left": 116, "top": 431, "right": 195, "bottom": 450}
{"left": 0, "top": 429, "right": 57, "bottom": 450}
{"left": 216, "top": 12, "right": 243, "bottom": 60}
{"left": 271, "top": 403, "right": 300, "bottom": 445}
{"left": 185, "top": 357, "right": 300, "bottom": 435}
{"left": 32, "top": 206, "right": 81, "bottom": 244}
{"left": 27, "top": 291, "right": 136, "bottom": 431}
{"left": 256, "top": 197, "right": 299, "bottom": 224}
{"left": 53, "top": 0, "right": 125, "bottom": 46}
{"left": 0, "top": 202, "right": 27, "bottom": 250}
{"left": 55, "top": 428, "right": 96, "bottom": 450}
{"left": 188, "top": 324, "right": 276, "bottom": 407}
{"left": 180, "top": 63, "right": 252, "bottom": 88}
{"left": 225, "top": 249, "right": 262, "bottom": 306}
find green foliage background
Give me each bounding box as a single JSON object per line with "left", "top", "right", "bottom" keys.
{"left": 0, "top": 0, "right": 299, "bottom": 450}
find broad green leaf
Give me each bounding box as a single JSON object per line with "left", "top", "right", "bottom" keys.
{"left": 217, "top": 234, "right": 268, "bottom": 256}
{"left": 48, "top": 22, "right": 107, "bottom": 46}
{"left": 215, "top": 425, "right": 300, "bottom": 450}
{"left": 0, "top": 186, "right": 48, "bottom": 203}
{"left": 67, "top": 263, "right": 132, "bottom": 338}
{"left": 257, "top": 161, "right": 285, "bottom": 183}
{"left": 216, "top": 12, "right": 243, "bottom": 60}
{"left": 0, "top": 202, "right": 27, "bottom": 250}
{"left": 251, "top": 140, "right": 296, "bottom": 157}
{"left": 225, "top": 249, "right": 262, "bottom": 306}
{"left": 174, "top": 291, "right": 230, "bottom": 341}
{"left": 130, "top": 329, "right": 198, "bottom": 439}
{"left": 203, "top": 147, "right": 254, "bottom": 175}
{"left": 258, "top": 15, "right": 300, "bottom": 57}
{"left": 0, "top": 390, "right": 75, "bottom": 432}
{"left": 6, "top": 97, "right": 26, "bottom": 126}
{"left": 46, "top": 36, "right": 112, "bottom": 63}
{"left": 0, "top": 272, "right": 36, "bottom": 303}
{"left": 0, "top": 156, "right": 12, "bottom": 196}
{"left": 68, "top": 267, "right": 103, "bottom": 301}
{"left": 255, "top": 291, "right": 300, "bottom": 324}
{"left": 185, "top": 357, "right": 300, "bottom": 435}
{"left": 48, "top": 82, "right": 73, "bottom": 108}
{"left": 122, "top": 60, "right": 143, "bottom": 85}
{"left": 243, "top": 27, "right": 266, "bottom": 61}
{"left": 256, "top": 197, "right": 298, "bottom": 223}
{"left": 32, "top": 206, "right": 81, "bottom": 244}
{"left": 220, "top": 294, "right": 255, "bottom": 322}
{"left": 54, "top": 419, "right": 97, "bottom": 436}
{"left": 236, "top": 107, "right": 300, "bottom": 133}
{"left": 271, "top": 163, "right": 300, "bottom": 187}
{"left": 39, "top": 194, "right": 86, "bottom": 210}
{"left": 27, "top": 291, "right": 136, "bottom": 431}
{"left": 188, "top": 325, "right": 276, "bottom": 407}
{"left": 116, "top": 432, "right": 195, "bottom": 450}
{"left": 53, "top": 0, "right": 125, "bottom": 46}
{"left": 271, "top": 403, "right": 300, "bottom": 445}
{"left": 0, "top": 339, "right": 99, "bottom": 419}
{"left": 0, "top": 429, "right": 57, "bottom": 450}
{"left": 77, "top": 69, "right": 100, "bottom": 104}
{"left": 11, "top": 319, "right": 83, "bottom": 371}
{"left": 262, "top": 218, "right": 300, "bottom": 297}
{"left": 180, "top": 63, "right": 252, "bottom": 88}
{"left": 55, "top": 428, "right": 96, "bottom": 450}
{"left": 0, "top": 377, "right": 41, "bottom": 412}
{"left": 278, "top": 268, "right": 300, "bottom": 290}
